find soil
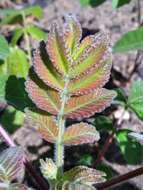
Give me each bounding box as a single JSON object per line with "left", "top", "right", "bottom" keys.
{"left": 1, "top": 0, "right": 143, "bottom": 189}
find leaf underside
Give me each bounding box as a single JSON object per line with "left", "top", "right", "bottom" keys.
{"left": 65, "top": 89, "right": 116, "bottom": 119}
{"left": 64, "top": 122, "right": 100, "bottom": 145}
{"left": 26, "top": 78, "right": 116, "bottom": 119}
{"left": 11, "top": 183, "right": 29, "bottom": 190}
{"left": 63, "top": 166, "right": 105, "bottom": 183}
{"left": 0, "top": 147, "right": 24, "bottom": 182}
{"left": 26, "top": 109, "right": 58, "bottom": 143}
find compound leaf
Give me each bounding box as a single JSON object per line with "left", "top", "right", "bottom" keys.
{"left": 64, "top": 122, "right": 100, "bottom": 145}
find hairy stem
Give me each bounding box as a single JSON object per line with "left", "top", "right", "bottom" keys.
{"left": 55, "top": 76, "right": 69, "bottom": 175}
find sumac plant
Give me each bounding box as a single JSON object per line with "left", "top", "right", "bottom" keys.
{"left": 24, "top": 15, "right": 116, "bottom": 189}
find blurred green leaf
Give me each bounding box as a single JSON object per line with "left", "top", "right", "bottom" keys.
{"left": 112, "top": 0, "right": 131, "bottom": 9}
{"left": 5, "top": 76, "right": 34, "bottom": 111}
{"left": 129, "top": 132, "right": 143, "bottom": 145}
{"left": 0, "top": 5, "right": 43, "bottom": 25}
{"left": 0, "top": 8, "right": 16, "bottom": 16}
{"left": 80, "top": 0, "right": 106, "bottom": 7}
{"left": 0, "top": 74, "right": 9, "bottom": 103}
{"left": 0, "top": 106, "right": 24, "bottom": 134}
{"left": 96, "top": 164, "right": 113, "bottom": 179}
{"left": 0, "top": 35, "right": 10, "bottom": 60}
{"left": 23, "top": 5, "right": 43, "bottom": 19}
{"left": 11, "top": 28, "right": 24, "bottom": 46}
{"left": 0, "top": 75, "right": 34, "bottom": 111}
{"left": 26, "top": 25, "right": 46, "bottom": 40}
{"left": 115, "top": 88, "right": 127, "bottom": 103}
{"left": 94, "top": 116, "right": 113, "bottom": 132}
{"left": 0, "top": 47, "right": 30, "bottom": 78}
{"left": 0, "top": 13, "right": 23, "bottom": 25}
{"left": 77, "top": 154, "right": 93, "bottom": 166}
{"left": 113, "top": 27, "right": 143, "bottom": 53}
{"left": 116, "top": 129, "right": 143, "bottom": 165}
{"left": 128, "top": 81, "right": 143, "bottom": 120}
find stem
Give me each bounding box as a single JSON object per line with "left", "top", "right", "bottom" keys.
{"left": 94, "top": 131, "right": 115, "bottom": 166}
{"left": 95, "top": 110, "right": 126, "bottom": 166}
{"left": 22, "top": 11, "right": 32, "bottom": 63}
{"left": 95, "top": 166, "right": 143, "bottom": 189}
{"left": 0, "top": 125, "right": 15, "bottom": 147}
{"left": 0, "top": 125, "right": 48, "bottom": 190}
{"left": 55, "top": 76, "right": 69, "bottom": 175}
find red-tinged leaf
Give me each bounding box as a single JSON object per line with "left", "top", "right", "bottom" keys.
{"left": 64, "top": 15, "right": 82, "bottom": 54}
{"left": 0, "top": 147, "right": 25, "bottom": 182}
{"left": 11, "top": 183, "right": 29, "bottom": 190}
{"left": 26, "top": 110, "right": 58, "bottom": 143}
{"left": 64, "top": 89, "right": 116, "bottom": 119}
{"left": 25, "top": 77, "right": 60, "bottom": 115}
{"left": 73, "top": 35, "right": 95, "bottom": 61}
{"left": 71, "top": 33, "right": 111, "bottom": 78}
{"left": 63, "top": 166, "right": 106, "bottom": 185}
{"left": 62, "top": 182, "right": 96, "bottom": 190}
{"left": 69, "top": 57, "right": 112, "bottom": 95}
{"left": 64, "top": 122, "right": 100, "bottom": 145}
{"left": 33, "top": 45, "right": 64, "bottom": 91}
{"left": 47, "top": 23, "right": 70, "bottom": 75}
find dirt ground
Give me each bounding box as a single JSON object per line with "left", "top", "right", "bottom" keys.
{"left": 5, "top": 0, "right": 143, "bottom": 189}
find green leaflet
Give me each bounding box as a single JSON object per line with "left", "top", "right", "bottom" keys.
{"left": 11, "top": 28, "right": 24, "bottom": 46}
{"left": 112, "top": 0, "right": 132, "bottom": 9}
{"left": 69, "top": 59, "right": 111, "bottom": 95}
{"left": 26, "top": 25, "right": 46, "bottom": 40}
{"left": 113, "top": 27, "right": 143, "bottom": 52}
{"left": 64, "top": 15, "right": 82, "bottom": 54}
{"left": 116, "top": 129, "right": 143, "bottom": 165}
{"left": 4, "top": 47, "right": 30, "bottom": 78}
{"left": 47, "top": 24, "right": 69, "bottom": 75}
{"left": 0, "top": 35, "right": 10, "bottom": 60}
{"left": 127, "top": 80, "right": 143, "bottom": 120}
